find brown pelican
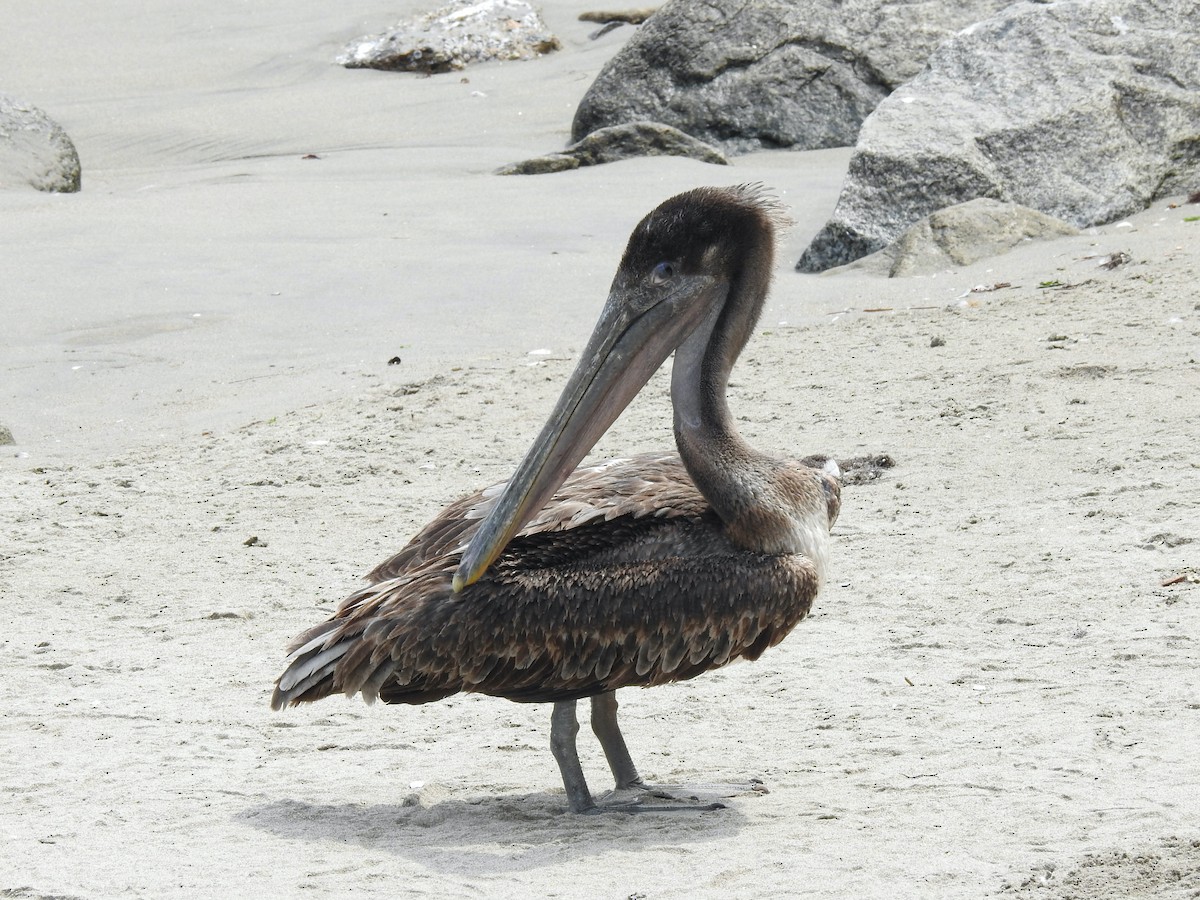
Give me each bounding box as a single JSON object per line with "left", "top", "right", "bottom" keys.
{"left": 272, "top": 184, "right": 841, "bottom": 813}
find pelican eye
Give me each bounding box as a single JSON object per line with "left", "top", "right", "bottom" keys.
{"left": 650, "top": 261, "right": 676, "bottom": 285}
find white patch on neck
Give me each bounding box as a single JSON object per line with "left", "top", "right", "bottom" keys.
{"left": 791, "top": 515, "right": 832, "bottom": 586}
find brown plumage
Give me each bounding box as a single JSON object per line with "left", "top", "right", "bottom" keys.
{"left": 276, "top": 454, "right": 831, "bottom": 706}
{"left": 272, "top": 185, "right": 841, "bottom": 813}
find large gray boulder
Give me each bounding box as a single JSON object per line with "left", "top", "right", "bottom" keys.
{"left": 798, "top": 0, "right": 1200, "bottom": 272}
{"left": 0, "top": 94, "right": 81, "bottom": 193}
{"left": 571, "top": 0, "right": 1014, "bottom": 154}
{"left": 338, "top": 0, "right": 560, "bottom": 73}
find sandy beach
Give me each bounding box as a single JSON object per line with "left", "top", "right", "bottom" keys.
{"left": 3, "top": 2, "right": 1199, "bottom": 897}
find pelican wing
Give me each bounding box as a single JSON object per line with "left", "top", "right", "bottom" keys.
{"left": 365, "top": 453, "right": 705, "bottom": 583}
{"left": 273, "top": 517, "right": 819, "bottom": 709}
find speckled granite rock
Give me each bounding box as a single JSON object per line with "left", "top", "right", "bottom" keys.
{"left": 0, "top": 94, "right": 81, "bottom": 193}
{"left": 338, "top": 0, "right": 560, "bottom": 73}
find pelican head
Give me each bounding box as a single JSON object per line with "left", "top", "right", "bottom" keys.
{"left": 454, "top": 185, "right": 787, "bottom": 591}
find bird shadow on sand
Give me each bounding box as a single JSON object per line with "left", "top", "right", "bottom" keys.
{"left": 240, "top": 790, "right": 750, "bottom": 875}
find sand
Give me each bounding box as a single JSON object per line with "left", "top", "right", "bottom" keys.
{"left": 3, "top": 2, "right": 1199, "bottom": 897}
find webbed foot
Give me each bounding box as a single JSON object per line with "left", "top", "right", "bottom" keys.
{"left": 585, "top": 778, "right": 767, "bottom": 814}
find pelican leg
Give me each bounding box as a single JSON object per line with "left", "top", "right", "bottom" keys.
{"left": 550, "top": 700, "right": 597, "bottom": 813}
{"left": 588, "top": 691, "right": 727, "bottom": 813}
{"left": 550, "top": 694, "right": 752, "bottom": 814}
{"left": 589, "top": 691, "right": 643, "bottom": 789}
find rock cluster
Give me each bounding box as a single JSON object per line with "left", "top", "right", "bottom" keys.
{"left": 798, "top": 0, "right": 1200, "bottom": 271}
{"left": 571, "top": 0, "right": 1015, "bottom": 154}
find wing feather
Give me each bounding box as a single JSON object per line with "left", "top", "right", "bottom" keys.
{"left": 365, "top": 453, "right": 703, "bottom": 583}
{"left": 272, "top": 528, "right": 819, "bottom": 709}
{"left": 272, "top": 453, "right": 835, "bottom": 711}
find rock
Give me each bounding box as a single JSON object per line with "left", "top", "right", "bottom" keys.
{"left": 798, "top": 0, "right": 1200, "bottom": 272}
{"left": 861, "top": 198, "right": 1080, "bottom": 277}
{"left": 0, "top": 424, "right": 14, "bottom": 446}
{"left": 1097, "top": 251, "right": 1131, "bottom": 270}
{"left": 0, "top": 94, "right": 81, "bottom": 193}
{"left": 497, "top": 154, "right": 581, "bottom": 175}
{"left": 802, "top": 452, "right": 896, "bottom": 486}
{"left": 497, "top": 121, "right": 727, "bottom": 174}
{"left": 338, "top": 0, "right": 560, "bottom": 73}
{"left": 578, "top": 8, "right": 657, "bottom": 25}
{"left": 580, "top": 8, "right": 656, "bottom": 41}
{"left": 571, "top": 0, "right": 1014, "bottom": 155}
